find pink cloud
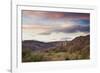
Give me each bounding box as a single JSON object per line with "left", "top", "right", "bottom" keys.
{"left": 22, "top": 10, "right": 65, "bottom": 20}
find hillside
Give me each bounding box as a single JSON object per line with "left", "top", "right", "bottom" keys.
{"left": 22, "top": 35, "right": 90, "bottom": 62}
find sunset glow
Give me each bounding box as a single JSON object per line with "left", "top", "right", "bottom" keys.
{"left": 22, "top": 10, "right": 90, "bottom": 42}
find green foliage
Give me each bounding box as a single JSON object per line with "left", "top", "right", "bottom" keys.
{"left": 22, "top": 46, "right": 90, "bottom": 62}
{"left": 22, "top": 49, "right": 32, "bottom": 62}
{"left": 30, "top": 53, "right": 44, "bottom": 62}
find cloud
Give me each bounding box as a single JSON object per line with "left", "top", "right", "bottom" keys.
{"left": 22, "top": 10, "right": 90, "bottom": 41}
{"left": 22, "top": 24, "right": 51, "bottom": 29}
{"left": 37, "top": 24, "right": 90, "bottom": 35}
{"left": 39, "top": 32, "right": 52, "bottom": 35}
{"left": 22, "top": 10, "right": 90, "bottom": 21}
{"left": 60, "top": 37, "right": 72, "bottom": 41}
{"left": 22, "top": 10, "right": 65, "bottom": 20}
{"left": 53, "top": 25, "right": 90, "bottom": 33}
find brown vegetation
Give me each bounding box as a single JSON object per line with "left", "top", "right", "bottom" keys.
{"left": 22, "top": 35, "right": 90, "bottom": 62}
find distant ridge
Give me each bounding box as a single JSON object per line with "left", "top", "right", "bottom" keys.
{"left": 22, "top": 35, "right": 90, "bottom": 52}
{"left": 22, "top": 35, "right": 90, "bottom": 62}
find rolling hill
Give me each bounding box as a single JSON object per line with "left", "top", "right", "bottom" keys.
{"left": 22, "top": 35, "right": 90, "bottom": 62}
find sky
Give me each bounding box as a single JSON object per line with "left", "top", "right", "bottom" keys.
{"left": 22, "top": 10, "right": 90, "bottom": 42}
